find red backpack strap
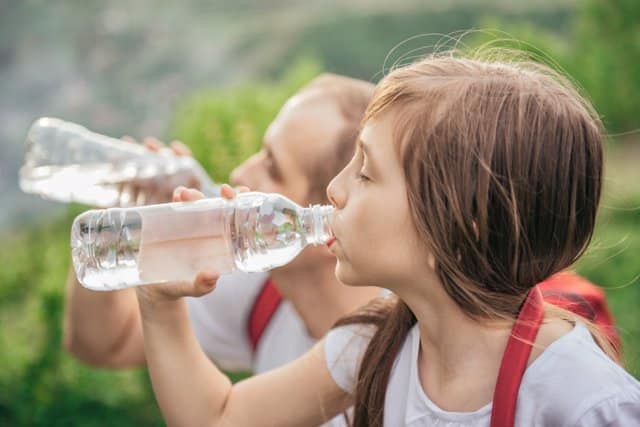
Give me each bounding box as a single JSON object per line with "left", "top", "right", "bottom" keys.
{"left": 248, "top": 279, "right": 283, "bottom": 352}
{"left": 491, "top": 286, "right": 545, "bottom": 427}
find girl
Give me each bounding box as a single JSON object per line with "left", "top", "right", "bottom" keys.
{"left": 135, "top": 52, "right": 640, "bottom": 426}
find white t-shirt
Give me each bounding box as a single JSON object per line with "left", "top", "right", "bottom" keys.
{"left": 326, "top": 322, "right": 640, "bottom": 426}
{"left": 186, "top": 270, "right": 317, "bottom": 372}
{"left": 186, "top": 270, "right": 347, "bottom": 426}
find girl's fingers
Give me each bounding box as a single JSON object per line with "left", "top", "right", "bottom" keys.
{"left": 220, "top": 184, "right": 236, "bottom": 199}
{"left": 121, "top": 135, "right": 137, "bottom": 143}
{"left": 191, "top": 271, "right": 219, "bottom": 297}
{"left": 173, "top": 186, "right": 205, "bottom": 202}
{"left": 172, "top": 183, "right": 248, "bottom": 203}
{"left": 172, "top": 187, "right": 182, "bottom": 202}
{"left": 220, "top": 184, "right": 250, "bottom": 199}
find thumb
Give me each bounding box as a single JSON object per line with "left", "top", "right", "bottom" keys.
{"left": 190, "top": 271, "right": 220, "bottom": 297}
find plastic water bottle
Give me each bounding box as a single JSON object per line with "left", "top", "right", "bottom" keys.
{"left": 19, "top": 117, "right": 220, "bottom": 206}
{"left": 71, "top": 192, "right": 334, "bottom": 291}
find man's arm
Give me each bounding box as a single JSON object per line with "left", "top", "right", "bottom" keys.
{"left": 63, "top": 266, "right": 146, "bottom": 368}
{"left": 63, "top": 137, "right": 197, "bottom": 368}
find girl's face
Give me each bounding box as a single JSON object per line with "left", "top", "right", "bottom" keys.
{"left": 327, "top": 112, "right": 432, "bottom": 289}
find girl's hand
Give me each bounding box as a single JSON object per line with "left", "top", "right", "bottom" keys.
{"left": 172, "top": 183, "right": 250, "bottom": 203}
{"left": 135, "top": 184, "right": 250, "bottom": 305}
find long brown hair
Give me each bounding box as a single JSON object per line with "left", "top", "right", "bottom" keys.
{"left": 335, "top": 51, "right": 612, "bottom": 427}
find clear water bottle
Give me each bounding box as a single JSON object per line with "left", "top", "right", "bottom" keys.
{"left": 71, "top": 192, "right": 334, "bottom": 291}
{"left": 19, "top": 117, "right": 220, "bottom": 206}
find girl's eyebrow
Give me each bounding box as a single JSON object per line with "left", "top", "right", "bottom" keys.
{"left": 358, "top": 138, "right": 378, "bottom": 171}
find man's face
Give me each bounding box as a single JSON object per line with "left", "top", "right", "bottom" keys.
{"left": 230, "top": 91, "right": 344, "bottom": 206}
{"left": 230, "top": 91, "right": 346, "bottom": 276}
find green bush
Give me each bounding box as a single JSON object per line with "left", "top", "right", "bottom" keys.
{"left": 467, "top": 0, "right": 640, "bottom": 133}
{"left": 170, "top": 57, "right": 322, "bottom": 182}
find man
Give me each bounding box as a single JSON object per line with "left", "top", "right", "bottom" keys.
{"left": 63, "top": 74, "right": 380, "bottom": 377}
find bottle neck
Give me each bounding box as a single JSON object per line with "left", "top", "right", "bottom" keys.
{"left": 299, "top": 205, "right": 334, "bottom": 245}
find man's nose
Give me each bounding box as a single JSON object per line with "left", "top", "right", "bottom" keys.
{"left": 229, "top": 166, "right": 244, "bottom": 187}
{"left": 230, "top": 159, "right": 254, "bottom": 188}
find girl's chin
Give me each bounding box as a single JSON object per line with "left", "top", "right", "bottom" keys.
{"left": 334, "top": 262, "right": 352, "bottom": 285}
{"left": 335, "top": 262, "right": 369, "bottom": 288}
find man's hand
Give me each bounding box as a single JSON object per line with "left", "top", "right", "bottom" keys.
{"left": 116, "top": 136, "right": 202, "bottom": 206}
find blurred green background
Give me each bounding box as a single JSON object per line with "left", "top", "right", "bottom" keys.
{"left": 1, "top": 0, "right": 638, "bottom": 425}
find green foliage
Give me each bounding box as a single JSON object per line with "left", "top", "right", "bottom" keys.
{"left": 0, "top": 208, "right": 163, "bottom": 426}
{"left": 467, "top": 0, "right": 640, "bottom": 133}
{"left": 570, "top": 0, "right": 640, "bottom": 132}
{"left": 268, "top": 6, "right": 572, "bottom": 82}
{"left": 170, "top": 57, "right": 322, "bottom": 183}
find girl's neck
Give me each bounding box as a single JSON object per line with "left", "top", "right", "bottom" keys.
{"left": 398, "top": 277, "right": 515, "bottom": 411}
{"left": 398, "top": 276, "right": 573, "bottom": 412}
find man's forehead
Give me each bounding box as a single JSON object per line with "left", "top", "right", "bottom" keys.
{"left": 271, "top": 96, "right": 344, "bottom": 144}
{"left": 264, "top": 99, "right": 344, "bottom": 173}
{"left": 281, "top": 88, "right": 334, "bottom": 115}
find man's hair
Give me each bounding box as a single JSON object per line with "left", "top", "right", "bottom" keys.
{"left": 300, "top": 74, "right": 375, "bottom": 203}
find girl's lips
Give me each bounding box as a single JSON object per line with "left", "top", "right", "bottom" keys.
{"left": 326, "top": 237, "right": 337, "bottom": 247}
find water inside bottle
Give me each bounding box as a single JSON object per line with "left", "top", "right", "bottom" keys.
{"left": 72, "top": 199, "right": 235, "bottom": 290}
{"left": 231, "top": 198, "right": 309, "bottom": 272}
{"left": 72, "top": 208, "right": 143, "bottom": 290}
{"left": 21, "top": 164, "right": 125, "bottom": 207}
{"left": 21, "top": 159, "right": 205, "bottom": 207}
{"left": 137, "top": 236, "right": 234, "bottom": 284}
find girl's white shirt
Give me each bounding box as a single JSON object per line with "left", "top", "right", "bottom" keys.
{"left": 326, "top": 321, "right": 640, "bottom": 426}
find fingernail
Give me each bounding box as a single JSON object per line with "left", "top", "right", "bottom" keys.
{"left": 202, "top": 271, "right": 217, "bottom": 281}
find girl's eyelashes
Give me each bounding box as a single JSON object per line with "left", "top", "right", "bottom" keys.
{"left": 353, "top": 149, "right": 371, "bottom": 182}
{"left": 357, "top": 170, "right": 371, "bottom": 182}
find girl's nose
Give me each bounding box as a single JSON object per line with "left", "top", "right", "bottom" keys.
{"left": 326, "top": 173, "right": 345, "bottom": 209}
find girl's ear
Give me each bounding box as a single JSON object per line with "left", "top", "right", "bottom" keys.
{"left": 427, "top": 253, "right": 436, "bottom": 270}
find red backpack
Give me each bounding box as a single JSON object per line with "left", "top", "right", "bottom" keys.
{"left": 493, "top": 275, "right": 622, "bottom": 427}
{"left": 247, "top": 279, "right": 283, "bottom": 351}
{"left": 537, "top": 271, "right": 620, "bottom": 352}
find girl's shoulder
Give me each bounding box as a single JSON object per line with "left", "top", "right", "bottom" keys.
{"left": 517, "top": 322, "right": 640, "bottom": 425}
{"left": 324, "top": 322, "right": 380, "bottom": 394}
